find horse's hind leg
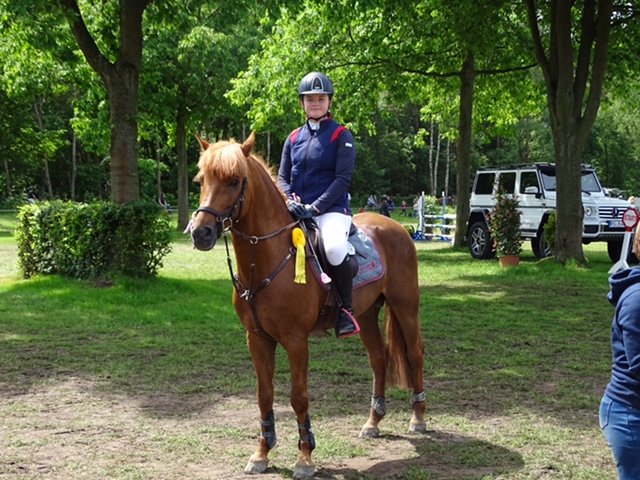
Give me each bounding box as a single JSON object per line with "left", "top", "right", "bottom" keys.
{"left": 282, "top": 340, "right": 316, "bottom": 479}
{"left": 356, "top": 304, "right": 387, "bottom": 438}
{"left": 385, "top": 292, "right": 427, "bottom": 435}
{"left": 244, "top": 333, "right": 278, "bottom": 474}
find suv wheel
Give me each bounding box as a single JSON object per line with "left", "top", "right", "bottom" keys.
{"left": 468, "top": 220, "right": 496, "bottom": 259}
{"left": 607, "top": 240, "right": 640, "bottom": 265}
{"left": 532, "top": 230, "right": 553, "bottom": 259}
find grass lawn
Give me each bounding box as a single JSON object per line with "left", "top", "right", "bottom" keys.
{"left": 0, "top": 211, "right": 618, "bottom": 479}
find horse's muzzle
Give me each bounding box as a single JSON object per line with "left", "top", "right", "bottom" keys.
{"left": 191, "top": 224, "right": 220, "bottom": 251}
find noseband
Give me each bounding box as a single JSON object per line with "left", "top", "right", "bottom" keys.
{"left": 195, "top": 177, "right": 248, "bottom": 232}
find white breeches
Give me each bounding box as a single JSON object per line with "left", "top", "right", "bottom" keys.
{"left": 315, "top": 212, "right": 352, "bottom": 266}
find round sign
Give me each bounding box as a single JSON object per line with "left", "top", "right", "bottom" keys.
{"left": 622, "top": 207, "right": 639, "bottom": 230}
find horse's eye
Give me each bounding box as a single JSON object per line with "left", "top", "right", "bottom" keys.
{"left": 230, "top": 179, "right": 240, "bottom": 188}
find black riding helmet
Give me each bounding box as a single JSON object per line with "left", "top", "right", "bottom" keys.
{"left": 298, "top": 72, "right": 334, "bottom": 99}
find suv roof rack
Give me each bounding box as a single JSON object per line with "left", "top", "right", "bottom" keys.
{"left": 477, "top": 162, "right": 594, "bottom": 172}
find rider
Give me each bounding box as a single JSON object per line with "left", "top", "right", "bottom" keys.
{"left": 278, "top": 71, "right": 360, "bottom": 339}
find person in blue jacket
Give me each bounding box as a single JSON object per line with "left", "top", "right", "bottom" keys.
{"left": 600, "top": 224, "right": 640, "bottom": 480}
{"left": 278, "top": 72, "right": 360, "bottom": 339}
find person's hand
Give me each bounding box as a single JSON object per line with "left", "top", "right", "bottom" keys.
{"left": 287, "top": 200, "right": 318, "bottom": 220}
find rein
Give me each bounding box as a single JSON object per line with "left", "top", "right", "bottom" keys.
{"left": 222, "top": 218, "right": 299, "bottom": 339}
{"left": 195, "top": 169, "right": 302, "bottom": 339}
{"left": 196, "top": 176, "right": 300, "bottom": 338}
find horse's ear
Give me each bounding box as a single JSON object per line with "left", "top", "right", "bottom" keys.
{"left": 240, "top": 131, "right": 256, "bottom": 157}
{"left": 195, "top": 132, "right": 209, "bottom": 151}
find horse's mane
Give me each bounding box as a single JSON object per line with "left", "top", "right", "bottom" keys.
{"left": 195, "top": 137, "right": 286, "bottom": 201}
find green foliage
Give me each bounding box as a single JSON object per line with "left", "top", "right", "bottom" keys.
{"left": 15, "top": 200, "right": 172, "bottom": 279}
{"left": 544, "top": 210, "right": 556, "bottom": 252}
{"left": 489, "top": 188, "right": 523, "bottom": 256}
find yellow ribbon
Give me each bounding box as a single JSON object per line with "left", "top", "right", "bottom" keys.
{"left": 292, "top": 227, "right": 306, "bottom": 284}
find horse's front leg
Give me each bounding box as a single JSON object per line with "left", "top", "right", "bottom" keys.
{"left": 243, "top": 332, "right": 277, "bottom": 475}
{"left": 356, "top": 307, "right": 387, "bottom": 438}
{"left": 283, "top": 339, "right": 315, "bottom": 479}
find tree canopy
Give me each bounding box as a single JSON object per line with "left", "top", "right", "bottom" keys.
{"left": 1, "top": 0, "right": 639, "bottom": 264}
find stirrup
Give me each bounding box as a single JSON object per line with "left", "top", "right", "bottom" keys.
{"left": 336, "top": 308, "right": 361, "bottom": 338}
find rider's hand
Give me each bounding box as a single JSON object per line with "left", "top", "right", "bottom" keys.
{"left": 287, "top": 200, "right": 318, "bottom": 220}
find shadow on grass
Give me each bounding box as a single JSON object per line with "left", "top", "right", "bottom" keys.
{"left": 415, "top": 251, "right": 613, "bottom": 432}
{"left": 0, "top": 275, "right": 257, "bottom": 407}
{"left": 0, "top": 247, "right": 614, "bottom": 437}
{"left": 291, "top": 431, "right": 524, "bottom": 479}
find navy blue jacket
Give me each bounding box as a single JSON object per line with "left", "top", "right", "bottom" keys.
{"left": 278, "top": 116, "right": 355, "bottom": 215}
{"left": 605, "top": 267, "right": 640, "bottom": 409}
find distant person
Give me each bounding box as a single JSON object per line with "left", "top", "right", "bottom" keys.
{"left": 379, "top": 196, "right": 390, "bottom": 217}
{"left": 600, "top": 221, "right": 640, "bottom": 479}
{"left": 27, "top": 188, "right": 37, "bottom": 204}
{"left": 159, "top": 192, "right": 171, "bottom": 213}
{"left": 399, "top": 200, "right": 407, "bottom": 216}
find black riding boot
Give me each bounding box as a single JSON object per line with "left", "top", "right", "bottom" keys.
{"left": 331, "top": 256, "right": 361, "bottom": 338}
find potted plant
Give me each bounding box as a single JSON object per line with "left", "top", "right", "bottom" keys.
{"left": 489, "top": 187, "right": 523, "bottom": 267}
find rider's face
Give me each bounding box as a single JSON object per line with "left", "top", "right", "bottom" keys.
{"left": 302, "top": 94, "right": 331, "bottom": 119}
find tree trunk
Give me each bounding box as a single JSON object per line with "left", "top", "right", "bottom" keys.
{"left": 453, "top": 52, "right": 475, "bottom": 248}
{"left": 551, "top": 118, "right": 586, "bottom": 264}
{"left": 3, "top": 157, "right": 10, "bottom": 197}
{"left": 106, "top": 69, "right": 140, "bottom": 203}
{"left": 428, "top": 117, "right": 435, "bottom": 196}
{"left": 444, "top": 139, "right": 451, "bottom": 197}
{"left": 155, "top": 139, "right": 162, "bottom": 202}
{"left": 32, "top": 99, "right": 54, "bottom": 200}
{"left": 176, "top": 101, "right": 190, "bottom": 231}
{"left": 60, "top": 0, "right": 152, "bottom": 204}
{"left": 526, "top": 0, "right": 613, "bottom": 265}
{"left": 435, "top": 125, "right": 441, "bottom": 198}
{"left": 70, "top": 128, "right": 77, "bottom": 200}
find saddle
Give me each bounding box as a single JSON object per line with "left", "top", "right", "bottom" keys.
{"left": 300, "top": 220, "right": 385, "bottom": 336}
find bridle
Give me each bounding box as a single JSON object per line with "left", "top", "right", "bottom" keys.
{"left": 194, "top": 177, "right": 248, "bottom": 234}
{"left": 194, "top": 175, "right": 300, "bottom": 340}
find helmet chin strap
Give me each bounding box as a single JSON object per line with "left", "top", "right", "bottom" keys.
{"left": 307, "top": 110, "right": 331, "bottom": 122}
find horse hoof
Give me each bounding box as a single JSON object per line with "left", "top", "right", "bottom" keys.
{"left": 292, "top": 465, "right": 315, "bottom": 479}
{"left": 359, "top": 427, "right": 380, "bottom": 438}
{"left": 244, "top": 460, "right": 268, "bottom": 474}
{"left": 409, "top": 423, "right": 427, "bottom": 434}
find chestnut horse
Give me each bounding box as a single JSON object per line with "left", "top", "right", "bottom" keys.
{"left": 190, "top": 132, "right": 426, "bottom": 478}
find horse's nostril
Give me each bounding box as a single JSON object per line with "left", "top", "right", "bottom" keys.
{"left": 191, "top": 224, "right": 217, "bottom": 251}
{"left": 201, "top": 225, "right": 214, "bottom": 238}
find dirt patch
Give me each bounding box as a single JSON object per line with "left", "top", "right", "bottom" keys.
{"left": 0, "top": 376, "right": 528, "bottom": 480}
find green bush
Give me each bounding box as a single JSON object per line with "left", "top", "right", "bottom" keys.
{"left": 544, "top": 210, "right": 556, "bottom": 252}
{"left": 489, "top": 189, "right": 523, "bottom": 256}
{"left": 15, "top": 200, "right": 172, "bottom": 279}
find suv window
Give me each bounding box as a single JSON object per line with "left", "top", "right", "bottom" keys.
{"left": 475, "top": 172, "right": 495, "bottom": 195}
{"left": 498, "top": 172, "right": 516, "bottom": 193}
{"left": 540, "top": 171, "right": 556, "bottom": 191}
{"left": 520, "top": 172, "right": 539, "bottom": 193}
{"left": 581, "top": 172, "right": 600, "bottom": 192}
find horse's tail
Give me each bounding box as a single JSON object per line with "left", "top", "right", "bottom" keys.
{"left": 384, "top": 304, "right": 421, "bottom": 389}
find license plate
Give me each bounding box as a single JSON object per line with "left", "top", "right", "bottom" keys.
{"left": 608, "top": 220, "right": 624, "bottom": 228}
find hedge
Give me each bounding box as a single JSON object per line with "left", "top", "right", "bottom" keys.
{"left": 15, "top": 200, "right": 172, "bottom": 279}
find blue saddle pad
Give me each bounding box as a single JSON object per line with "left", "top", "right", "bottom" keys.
{"left": 307, "top": 225, "right": 385, "bottom": 292}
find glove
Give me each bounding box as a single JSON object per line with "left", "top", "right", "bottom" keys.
{"left": 287, "top": 200, "right": 318, "bottom": 220}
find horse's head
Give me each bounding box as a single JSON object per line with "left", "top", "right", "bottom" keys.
{"left": 190, "top": 131, "right": 256, "bottom": 251}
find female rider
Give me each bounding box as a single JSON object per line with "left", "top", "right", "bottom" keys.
{"left": 278, "top": 72, "right": 360, "bottom": 338}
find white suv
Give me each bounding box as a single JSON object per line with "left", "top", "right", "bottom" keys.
{"left": 466, "top": 163, "right": 635, "bottom": 262}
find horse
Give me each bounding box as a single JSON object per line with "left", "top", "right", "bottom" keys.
{"left": 190, "top": 131, "right": 426, "bottom": 478}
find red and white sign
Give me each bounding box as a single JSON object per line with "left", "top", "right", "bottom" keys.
{"left": 622, "top": 208, "right": 639, "bottom": 231}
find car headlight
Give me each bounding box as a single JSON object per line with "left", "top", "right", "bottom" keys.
{"left": 584, "top": 206, "right": 595, "bottom": 217}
